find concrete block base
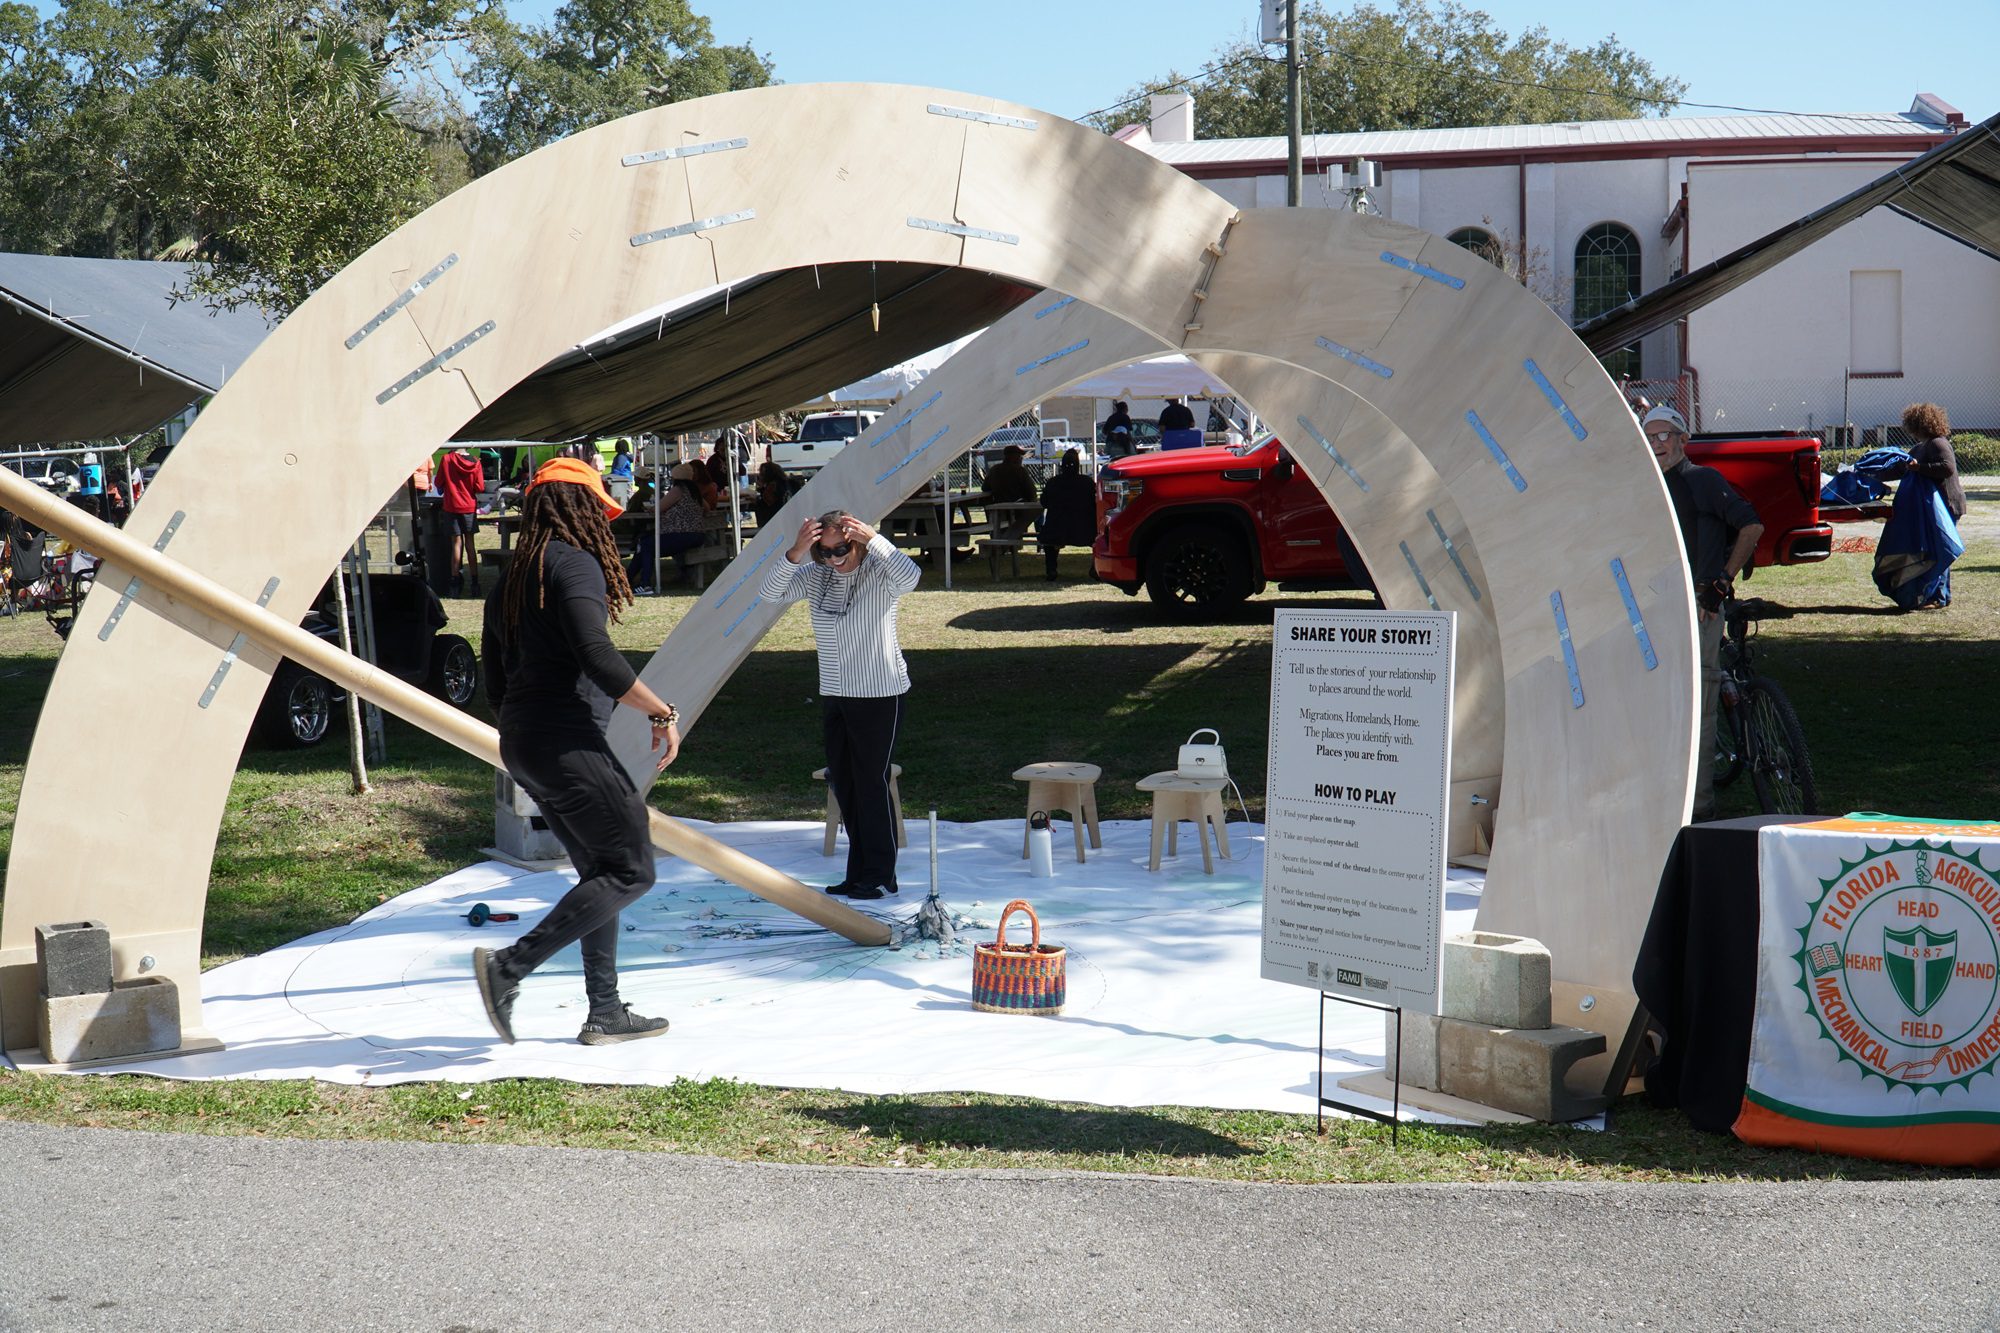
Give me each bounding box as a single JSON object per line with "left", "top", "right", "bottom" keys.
{"left": 495, "top": 772, "right": 567, "bottom": 864}
{"left": 1383, "top": 1010, "right": 1441, "bottom": 1088}
{"left": 1442, "top": 931, "right": 1552, "bottom": 1029}
{"left": 1436, "top": 1020, "right": 1608, "bottom": 1122}
{"left": 9, "top": 1031, "right": 224, "bottom": 1072}
{"left": 38, "top": 976, "right": 181, "bottom": 1065}
{"left": 1382, "top": 1012, "right": 1608, "bottom": 1122}
{"left": 35, "top": 919, "right": 113, "bottom": 999}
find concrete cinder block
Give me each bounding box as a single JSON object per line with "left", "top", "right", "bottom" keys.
{"left": 1383, "top": 1011, "right": 1442, "bottom": 1090}
{"left": 1436, "top": 1018, "right": 1607, "bottom": 1122}
{"left": 1442, "top": 931, "right": 1552, "bottom": 1029}
{"left": 38, "top": 976, "right": 181, "bottom": 1065}
{"left": 34, "top": 920, "right": 113, "bottom": 999}
{"left": 495, "top": 772, "right": 566, "bottom": 862}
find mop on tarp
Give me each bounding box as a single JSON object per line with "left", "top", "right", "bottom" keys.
{"left": 915, "top": 810, "right": 954, "bottom": 947}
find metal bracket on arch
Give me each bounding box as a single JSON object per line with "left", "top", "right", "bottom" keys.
{"left": 1550, "top": 589, "right": 1585, "bottom": 708}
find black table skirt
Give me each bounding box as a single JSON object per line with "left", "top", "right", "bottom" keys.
{"left": 1632, "top": 814, "right": 1815, "bottom": 1132}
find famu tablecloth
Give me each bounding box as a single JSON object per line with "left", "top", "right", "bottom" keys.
{"left": 1739, "top": 814, "right": 2000, "bottom": 1166}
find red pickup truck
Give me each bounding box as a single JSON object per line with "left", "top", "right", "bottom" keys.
{"left": 1093, "top": 432, "right": 1832, "bottom": 614}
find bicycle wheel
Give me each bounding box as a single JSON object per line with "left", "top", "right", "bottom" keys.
{"left": 1744, "top": 675, "right": 1819, "bottom": 815}
{"left": 1713, "top": 689, "right": 1745, "bottom": 791}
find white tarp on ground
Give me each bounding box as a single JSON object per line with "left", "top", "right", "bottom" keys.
{"left": 34, "top": 819, "right": 1486, "bottom": 1116}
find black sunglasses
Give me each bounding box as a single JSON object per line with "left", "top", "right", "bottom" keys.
{"left": 811, "top": 540, "right": 855, "bottom": 563}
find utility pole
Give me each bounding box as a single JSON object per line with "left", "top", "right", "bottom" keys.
{"left": 1285, "top": 0, "right": 1303, "bottom": 206}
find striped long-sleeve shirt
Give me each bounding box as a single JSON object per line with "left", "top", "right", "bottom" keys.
{"left": 758, "top": 534, "right": 921, "bottom": 697}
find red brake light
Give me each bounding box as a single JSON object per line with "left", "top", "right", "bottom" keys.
{"left": 1794, "top": 447, "right": 1820, "bottom": 507}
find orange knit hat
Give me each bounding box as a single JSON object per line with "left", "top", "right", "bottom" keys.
{"left": 528, "top": 456, "right": 623, "bottom": 519}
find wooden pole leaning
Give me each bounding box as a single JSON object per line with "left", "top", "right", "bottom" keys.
{"left": 0, "top": 469, "right": 889, "bottom": 948}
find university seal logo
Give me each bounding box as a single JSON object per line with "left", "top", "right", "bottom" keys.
{"left": 1796, "top": 842, "right": 2000, "bottom": 1092}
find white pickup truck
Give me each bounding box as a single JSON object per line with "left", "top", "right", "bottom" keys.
{"left": 771, "top": 410, "right": 881, "bottom": 475}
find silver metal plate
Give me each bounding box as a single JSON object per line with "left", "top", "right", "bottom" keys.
{"left": 927, "top": 104, "right": 1038, "bottom": 131}
{"left": 907, "top": 216, "right": 1019, "bottom": 246}
{"left": 629, "top": 208, "right": 757, "bottom": 248}
{"left": 99, "top": 510, "right": 184, "bottom": 641}
{"left": 198, "top": 576, "right": 281, "bottom": 708}
{"left": 375, "top": 321, "right": 496, "bottom": 405}
{"left": 345, "top": 254, "right": 458, "bottom": 350}
{"left": 621, "top": 137, "right": 749, "bottom": 167}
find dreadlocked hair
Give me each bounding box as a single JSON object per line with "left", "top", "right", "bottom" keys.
{"left": 501, "top": 481, "right": 634, "bottom": 632}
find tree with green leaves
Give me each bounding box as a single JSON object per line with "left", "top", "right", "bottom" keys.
{"left": 466, "top": 0, "right": 772, "bottom": 174}
{"left": 141, "top": 0, "right": 436, "bottom": 315}
{"left": 1093, "top": 0, "right": 1685, "bottom": 139}
{"left": 0, "top": 0, "right": 771, "bottom": 316}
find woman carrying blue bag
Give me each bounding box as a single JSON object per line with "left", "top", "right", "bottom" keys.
{"left": 1873, "top": 402, "right": 1966, "bottom": 612}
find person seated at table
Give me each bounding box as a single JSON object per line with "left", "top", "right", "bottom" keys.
{"left": 753, "top": 461, "right": 790, "bottom": 529}
{"left": 627, "top": 463, "right": 710, "bottom": 591}
{"left": 1102, "top": 401, "right": 1134, "bottom": 460}
{"left": 1158, "top": 397, "right": 1203, "bottom": 451}
{"left": 983, "top": 443, "right": 1038, "bottom": 537}
{"left": 1037, "top": 448, "right": 1096, "bottom": 582}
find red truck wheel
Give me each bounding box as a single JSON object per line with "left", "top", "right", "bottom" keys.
{"left": 1145, "top": 524, "right": 1251, "bottom": 615}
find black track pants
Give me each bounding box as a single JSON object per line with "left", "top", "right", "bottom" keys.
{"left": 494, "top": 733, "right": 655, "bottom": 1018}
{"left": 821, "top": 693, "right": 906, "bottom": 889}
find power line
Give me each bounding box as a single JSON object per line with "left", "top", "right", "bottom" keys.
{"left": 1076, "top": 38, "right": 1918, "bottom": 132}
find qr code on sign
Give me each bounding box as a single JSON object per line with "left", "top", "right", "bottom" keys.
{"left": 1306, "top": 961, "right": 1320, "bottom": 979}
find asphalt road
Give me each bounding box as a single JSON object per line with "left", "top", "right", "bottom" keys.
{"left": 2, "top": 1122, "right": 1996, "bottom": 1332}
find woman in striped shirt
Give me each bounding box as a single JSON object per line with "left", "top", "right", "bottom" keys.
{"left": 760, "top": 510, "right": 921, "bottom": 900}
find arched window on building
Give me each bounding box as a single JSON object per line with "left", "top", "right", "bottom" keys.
{"left": 1573, "top": 222, "right": 1641, "bottom": 380}
{"left": 1447, "top": 226, "right": 1506, "bottom": 270}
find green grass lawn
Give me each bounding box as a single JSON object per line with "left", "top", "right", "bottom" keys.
{"left": 0, "top": 522, "right": 1994, "bottom": 1181}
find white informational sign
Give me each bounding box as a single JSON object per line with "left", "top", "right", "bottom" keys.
{"left": 1261, "top": 610, "right": 1456, "bottom": 1014}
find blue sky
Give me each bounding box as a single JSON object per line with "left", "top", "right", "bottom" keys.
{"left": 651, "top": 0, "right": 1997, "bottom": 127}
{"left": 23, "top": 0, "right": 1993, "bottom": 125}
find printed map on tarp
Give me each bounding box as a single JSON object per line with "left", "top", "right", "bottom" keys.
{"left": 1740, "top": 815, "right": 2000, "bottom": 1166}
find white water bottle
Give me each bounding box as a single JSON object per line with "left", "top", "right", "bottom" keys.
{"left": 1027, "top": 810, "right": 1054, "bottom": 878}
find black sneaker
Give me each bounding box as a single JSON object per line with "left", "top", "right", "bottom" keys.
{"left": 578, "top": 1004, "right": 671, "bottom": 1046}
{"left": 846, "top": 882, "right": 899, "bottom": 901}
{"left": 824, "top": 881, "right": 858, "bottom": 897}
{"left": 473, "top": 947, "right": 518, "bottom": 1045}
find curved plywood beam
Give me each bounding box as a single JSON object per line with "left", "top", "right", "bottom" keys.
{"left": 0, "top": 83, "right": 1241, "bottom": 1050}
{"left": 617, "top": 294, "right": 1506, "bottom": 854}
{"left": 1183, "top": 208, "right": 1696, "bottom": 995}
{"left": 1, "top": 82, "right": 1690, "bottom": 1058}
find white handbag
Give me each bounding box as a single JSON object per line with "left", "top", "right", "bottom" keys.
{"left": 1177, "top": 728, "right": 1228, "bottom": 780}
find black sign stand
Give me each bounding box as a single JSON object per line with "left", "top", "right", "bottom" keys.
{"left": 1316, "top": 991, "right": 1404, "bottom": 1148}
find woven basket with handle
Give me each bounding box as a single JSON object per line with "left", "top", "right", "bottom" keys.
{"left": 971, "top": 899, "right": 1066, "bottom": 1016}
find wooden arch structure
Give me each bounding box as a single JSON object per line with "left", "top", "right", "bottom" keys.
{"left": 0, "top": 84, "right": 1696, "bottom": 1067}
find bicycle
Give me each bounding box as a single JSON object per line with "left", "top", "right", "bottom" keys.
{"left": 1713, "top": 595, "right": 1819, "bottom": 815}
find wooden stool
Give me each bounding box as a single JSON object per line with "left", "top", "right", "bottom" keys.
{"left": 1135, "top": 770, "right": 1231, "bottom": 873}
{"left": 1012, "top": 761, "right": 1102, "bottom": 864}
{"left": 812, "top": 764, "right": 907, "bottom": 855}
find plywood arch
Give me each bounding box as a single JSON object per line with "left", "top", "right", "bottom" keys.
{"left": 613, "top": 292, "right": 1508, "bottom": 853}
{"left": 1, "top": 82, "right": 1691, "bottom": 1056}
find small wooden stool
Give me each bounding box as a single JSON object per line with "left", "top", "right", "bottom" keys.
{"left": 1136, "top": 770, "right": 1231, "bottom": 873}
{"left": 812, "top": 764, "right": 907, "bottom": 855}
{"left": 1012, "top": 761, "right": 1102, "bottom": 864}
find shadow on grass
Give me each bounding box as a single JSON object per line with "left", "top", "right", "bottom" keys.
{"left": 665, "top": 641, "right": 1275, "bottom": 822}
{"left": 799, "top": 1097, "right": 1255, "bottom": 1158}
{"left": 945, "top": 591, "right": 1376, "bottom": 636}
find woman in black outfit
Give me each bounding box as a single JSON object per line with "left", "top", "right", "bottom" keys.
{"left": 474, "top": 458, "right": 683, "bottom": 1046}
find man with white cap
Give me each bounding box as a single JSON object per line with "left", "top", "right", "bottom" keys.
{"left": 1644, "top": 404, "right": 1763, "bottom": 820}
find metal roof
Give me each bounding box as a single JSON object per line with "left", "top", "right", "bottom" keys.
{"left": 1144, "top": 110, "right": 1950, "bottom": 167}
{"left": 0, "top": 254, "right": 272, "bottom": 446}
